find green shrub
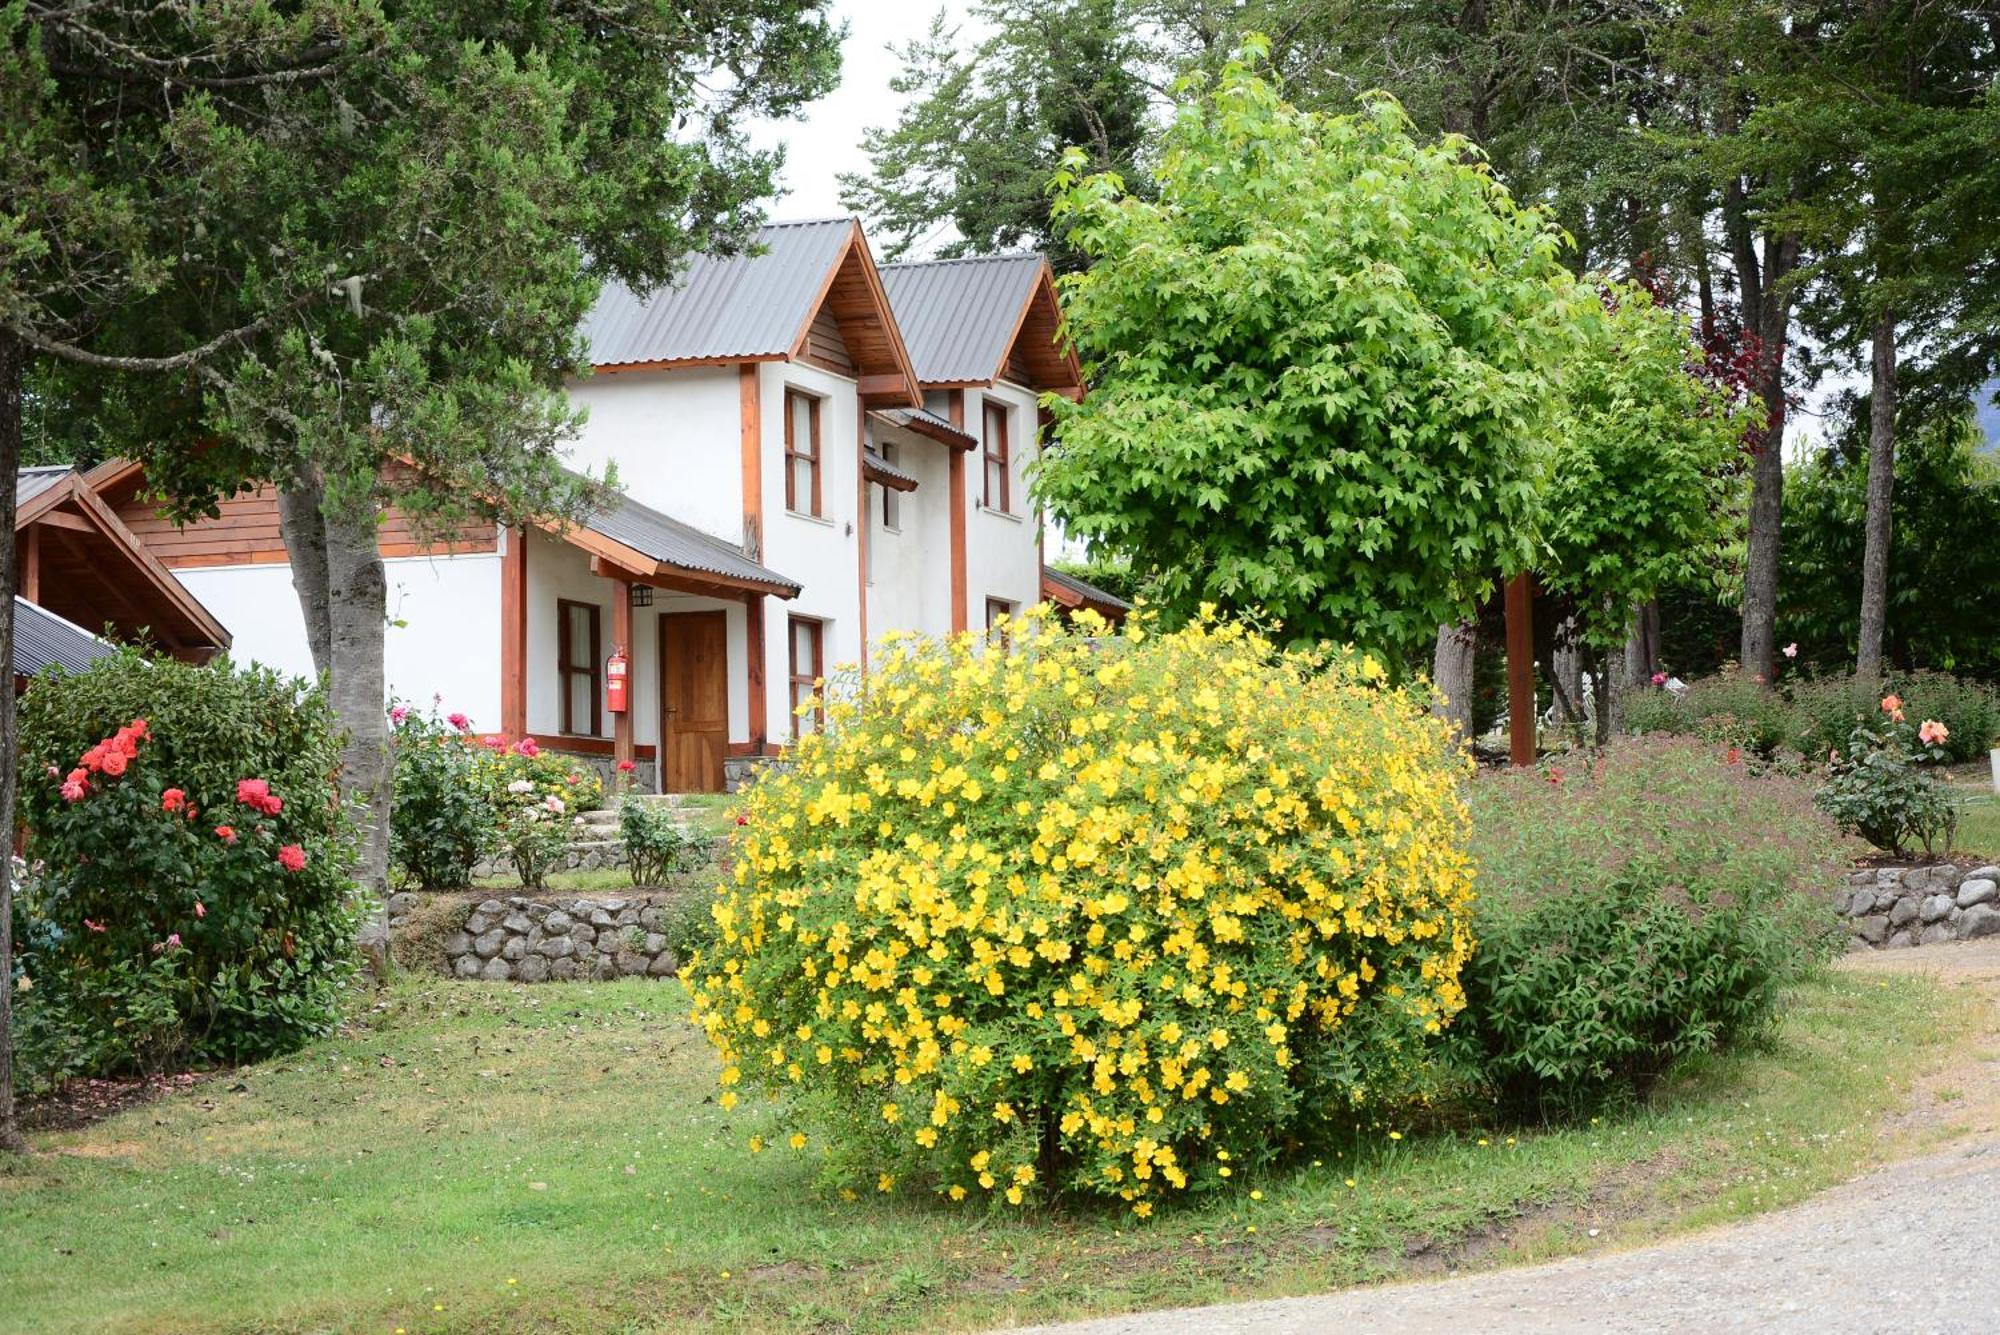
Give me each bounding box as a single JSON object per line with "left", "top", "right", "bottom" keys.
{"left": 1458, "top": 737, "right": 1848, "bottom": 1114}
{"left": 619, "top": 798, "right": 712, "bottom": 886}
{"left": 688, "top": 611, "right": 1477, "bottom": 1215}
{"left": 654, "top": 894, "right": 718, "bottom": 967}
{"left": 16, "top": 652, "right": 359, "bottom": 1081}
{"left": 389, "top": 705, "right": 495, "bottom": 889}
{"left": 1814, "top": 700, "right": 1958, "bottom": 853}
{"left": 1630, "top": 667, "right": 2000, "bottom": 766}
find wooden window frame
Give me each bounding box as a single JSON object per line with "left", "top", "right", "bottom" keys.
{"left": 879, "top": 442, "right": 901, "bottom": 531}
{"left": 556, "top": 598, "right": 603, "bottom": 737}
{"left": 784, "top": 388, "right": 823, "bottom": 517}
{"left": 787, "top": 614, "right": 825, "bottom": 738}
{"left": 985, "top": 597, "right": 1015, "bottom": 644}
{"left": 982, "top": 399, "right": 1010, "bottom": 513}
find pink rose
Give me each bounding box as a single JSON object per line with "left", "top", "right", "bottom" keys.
{"left": 214, "top": 825, "right": 237, "bottom": 844}
{"left": 513, "top": 738, "right": 541, "bottom": 758}
{"left": 60, "top": 773, "right": 89, "bottom": 803}
{"left": 389, "top": 705, "right": 410, "bottom": 725}
{"left": 165, "top": 933, "right": 182, "bottom": 950}
{"left": 83, "top": 918, "right": 106, "bottom": 934}
{"left": 1782, "top": 643, "right": 1798, "bottom": 659}
{"left": 194, "top": 902, "right": 206, "bottom": 919}
{"left": 1650, "top": 672, "right": 1667, "bottom": 687}
{"left": 447, "top": 712, "right": 471, "bottom": 733}
{"left": 1881, "top": 694, "right": 1904, "bottom": 713}
{"left": 100, "top": 748, "right": 128, "bottom": 778}
{"left": 277, "top": 844, "right": 307, "bottom": 873}
{"left": 1919, "top": 719, "right": 1950, "bottom": 746}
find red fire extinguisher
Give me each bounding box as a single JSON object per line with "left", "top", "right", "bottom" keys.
{"left": 606, "top": 648, "right": 629, "bottom": 714}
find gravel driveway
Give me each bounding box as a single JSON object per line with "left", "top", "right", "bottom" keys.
{"left": 1012, "top": 941, "right": 2000, "bottom": 1335}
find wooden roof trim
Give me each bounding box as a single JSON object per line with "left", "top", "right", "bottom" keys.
{"left": 863, "top": 458, "right": 920, "bottom": 493}
{"left": 63, "top": 483, "right": 234, "bottom": 650}
{"left": 589, "top": 353, "right": 787, "bottom": 375}
{"left": 999, "top": 259, "right": 1084, "bottom": 392}
{"left": 585, "top": 553, "right": 800, "bottom": 601}
{"left": 785, "top": 222, "right": 922, "bottom": 407}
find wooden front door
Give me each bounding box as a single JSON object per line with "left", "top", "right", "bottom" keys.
{"left": 661, "top": 610, "right": 729, "bottom": 793}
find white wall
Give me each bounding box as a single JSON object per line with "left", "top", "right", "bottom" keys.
{"left": 176, "top": 549, "right": 503, "bottom": 727}
{"left": 565, "top": 365, "right": 744, "bottom": 542}
{"left": 965, "top": 381, "right": 1045, "bottom": 621}
{"left": 865, "top": 419, "right": 954, "bottom": 639}
{"left": 754, "top": 358, "right": 864, "bottom": 742}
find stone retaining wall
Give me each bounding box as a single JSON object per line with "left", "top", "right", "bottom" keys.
{"left": 442, "top": 895, "right": 680, "bottom": 982}
{"left": 1840, "top": 864, "right": 2000, "bottom": 948}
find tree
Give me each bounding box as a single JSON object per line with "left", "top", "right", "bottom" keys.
{"left": 1035, "top": 47, "right": 1590, "bottom": 669}
{"left": 1, "top": 0, "right": 841, "bottom": 1143}
{"left": 1538, "top": 285, "right": 1757, "bottom": 740}
{"left": 838, "top": 0, "right": 1151, "bottom": 264}
{"left": 1747, "top": 1, "right": 2000, "bottom": 677}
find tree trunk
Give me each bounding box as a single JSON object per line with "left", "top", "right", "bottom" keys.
{"left": 279, "top": 477, "right": 392, "bottom": 976}
{"left": 1856, "top": 312, "right": 1897, "bottom": 679}
{"left": 1431, "top": 620, "right": 1476, "bottom": 752}
{"left": 0, "top": 332, "right": 27, "bottom": 1153}
{"left": 1624, "top": 601, "right": 1660, "bottom": 689}
{"left": 1737, "top": 230, "right": 1800, "bottom": 687}
{"left": 1595, "top": 642, "right": 1619, "bottom": 747}
{"left": 1551, "top": 616, "right": 1585, "bottom": 737}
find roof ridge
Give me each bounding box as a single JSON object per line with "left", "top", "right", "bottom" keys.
{"left": 881, "top": 251, "right": 1045, "bottom": 270}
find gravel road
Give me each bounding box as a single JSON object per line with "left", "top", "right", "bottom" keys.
{"left": 1012, "top": 941, "right": 2000, "bottom": 1335}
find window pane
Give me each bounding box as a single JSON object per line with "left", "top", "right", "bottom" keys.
{"left": 567, "top": 673, "right": 594, "bottom": 735}
{"left": 985, "top": 459, "right": 1004, "bottom": 508}
{"left": 792, "top": 619, "right": 815, "bottom": 669}
{"left": 565, "top": 604, "right": 593, "bottom": 668}
{"left": 792, "top": 455, "right": 816, "bottom": 514}
{"left": 790, "top": 393, "right": 815, "bottom": 457}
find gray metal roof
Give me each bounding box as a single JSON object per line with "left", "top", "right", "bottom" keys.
{"left": 880, "top": 254, "right": 1046, "bottom": 384}
{"left": 580, "top": 219, "right": 855, "bottom": 368}
{"left": 863, "top": 447, "right": 919, "bottom": 491}
{"left": 1043, "top": 566, "right": 1131, "bottom": 611}
{"left": 17, "top": 465, "right": 72, "bottom": 511}
{"left": 584, "top": 488, "right": 801, "bottom": 596}
{"left": 15, "top": 597, "right": 116, "bottom": 677}
{"left": 869, "top": 406, "right": 976, "bottom": 450}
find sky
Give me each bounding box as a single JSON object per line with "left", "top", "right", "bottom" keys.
{"left": 745, "top": 2, "right": 979, "bottom": 225}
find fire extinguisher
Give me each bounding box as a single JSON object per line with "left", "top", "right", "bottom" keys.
{"left": 606, "top": 648, "right": 629, "bottom": 714}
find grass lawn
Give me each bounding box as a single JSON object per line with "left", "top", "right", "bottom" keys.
{"left": 0, "top": 964, "right": 1971, "bottom": 1335}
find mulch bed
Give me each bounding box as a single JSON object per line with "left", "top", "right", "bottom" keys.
{"left": 19, "top": 1071, "right": 210, "bottom": 1133}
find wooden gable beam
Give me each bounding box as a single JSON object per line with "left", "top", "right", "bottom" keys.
{"left": 62, "top": 482, "right": 232, "bottom": 651}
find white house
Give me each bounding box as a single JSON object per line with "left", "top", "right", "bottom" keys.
{"left": 101, "top": 218, "right": 1119, "bottom": 792}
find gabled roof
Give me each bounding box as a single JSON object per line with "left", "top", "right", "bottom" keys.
{"left": 868, "top": 406, "right": 977, "bottom": 452}
{"left": 580, "top": 218, "right": 921, "bottom": 405}
{"left": 880, "top": 254, "right": 1082, "bottom": 393}
{"left": 863, "top": 447, "right": 919, "bottom": 493}
{"left": 14, "top": 467, "right": 232, "bottom": 658}
{"left": 15, "top": 597, "right": 116, "bottom": 679}
{"left": 548, "top": 475, "right": 801, "bottom": 600}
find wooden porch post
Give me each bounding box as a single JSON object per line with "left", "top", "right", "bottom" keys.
{"left": 611, "top": 576, "right": 634, "bottom": 773}
{"left": 500, "top": 525, "right": 527, "bottom": 737}
{"left": 745, "top": 591, "right": 768, "bottom": 753}
{"left": 21, "top": 523, "right": 38, "bottom": 605}
{"left": 1505, "top": 572, "right": 1536, "bottom": 767}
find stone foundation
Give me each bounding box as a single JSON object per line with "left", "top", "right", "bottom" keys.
{"left": 1840, "top": 863, "right": 2000, "bottom": 948}
{"left": 440, "top": 895, "right": 681, "bottom": 982}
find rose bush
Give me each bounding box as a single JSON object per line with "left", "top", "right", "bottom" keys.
{"left": 1814, "top": 696, "right": 1958, "bottom": 854}
{"left": 16, "top": 651, "right": 357, "bottom": 1081}
{"left": 687, "top": 609, "right": 1475, "bottom": 1214}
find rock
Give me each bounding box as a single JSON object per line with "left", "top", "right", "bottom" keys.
{"left": 543, "top": 911, "right": 574, "bottom": 935}
{"left": 1922, "top": 894, "right": 1955, "bottom": 925}
{"left": 550, "top": 958, "right": 577, "bottom": 981}
{"left": 1855, "top": 913, "right": 1891, "bottom": 944}
{"left": 1919, "top": 923, "right": 1956, "bottom": 946}
{"left": 590, "top": 908, "right": 617, "bottom": 928}
{"left": 1889, "top": 898, "right": 1922, "bottom": 929}
{"left": 1903, "top": 867, "right": 1932, "bottom": 893}
{"left": 1887, "top": 929, "right": 1916, "bottom": 949}
{"left": 473, "top": 929, "right": 506, "bottom": 958}
{"left": 1849, "top": 869, "right": 1878, "bottom": 888}
{"left": 643, "top": 932, "right": 667, "bottom": 955}
{"left": 1846, "top": 935, "right": 1876, "bottom": 954}
{"left": 443, "top": 932, "right": 472, "bottom": 956}
{"left": 639, "top": 906, "right": 664, "bottom": 930}
{"left": 1967, "top": 865, "right": 2000, "bottom": 884}
{"left": 476, "top": 898, "right": 506, "bottom": 917}
{"left": 601, "top": 898, "right": 628, "bottom": 912}
{"left": 463, "top": 913, "right": 493, "bottom": 936}
{"left": 517, "top": 955, "right": 550, "bottom": 983}
{"left": 648, "top": 953, "right": 678, "bottom": 977}
{"left": 1847, "top": 889, "right": 1878, "bottom": 917}
{"left": 615, "top": 951, "right": 648, "bottom": 976}
{"left": 479, "top": 957, "right": 513, "bottom": 981}
{"left": 386, "top": 891, "right": 418, "bottom": 917}
{"left": 500, "top": 936, "right": 528, "bottom": 962}
{"left": 537, "top": 935, "right": 576, "bottom": 959}
{"left": 1876, "top": 867, "right": 1906, "bottom": 887}
{"left": 614, "top": 907, "right": 641, "bottom": 926}
{"left": 1961, "top": 905, "right": 2000, "bottom": 940}
{"left": 1958, "top": 878, "right": 1997, "bottom": 909}
{"left": 502, "top": 912, "right": 533, "bottom": 934}
{"left": 1931, "top": 864, "right": 1966, "bottom": 889}
{"left": 571, "top": 923, "right": 597, "bottom": 946}
{"left": 454, "top": 955, "right": 483, "bottom": 978}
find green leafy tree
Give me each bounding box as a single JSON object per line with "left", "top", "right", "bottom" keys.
{"left": 0, "top": 0, "right": 840, "bottom": 1146}
{"left": 1539, "top": 285, "right": 1757, "bottom": 739}
{"left": 1035, "top": 47, "right": 1589, "bottom": 668}
{"left": 839, "top": 1, "right": 1152, "bottom": 264}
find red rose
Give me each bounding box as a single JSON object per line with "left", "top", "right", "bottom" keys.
{"left": 80, "top": 744, "right": 105, "bottom": 773}
{"left": 214, "top": 825, "right": 237, "bottom": 844}
{"left": 161, "top": 788, "right": 187, "bottom": 813}
{"left": 100, "top": 748, "right": 129, "bottom": 777}
{"left": 277, "top": 844, "right": 307, "bottom": 873}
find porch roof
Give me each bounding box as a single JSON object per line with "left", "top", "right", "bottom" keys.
{"left": 15, "top": 597, "right": 117, "bottom": 679}
{"left": 863, "top": 446, "right": 919, "bottom": 492}
{"left": 868, "top": 406, "right": 976, "bottom": 452}
{"left": 566, "top": 485, "right": 802, "bottom": 599}
{"left": 1042, "top": 565, "right": 1131, "bottom": 619}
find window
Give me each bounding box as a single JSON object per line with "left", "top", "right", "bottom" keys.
{"left": 985, "top": 597, "right": 1015, "bottom": 643}
{"left": 556, "top": 599, "right": 602, "bottom": 736}
{"left": 784, "top": 388, "right": 822, "bottom": 516}
{"left": 982, "top": 400, "right": 1010, "bottom": 512}
{"left": 879, "top": 442, "right": 901, "bottom": 530}
{"left": 788, "top": 616, "right": 825, "bottom": 737}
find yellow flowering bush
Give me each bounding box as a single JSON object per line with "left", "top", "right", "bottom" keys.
{"left": 686, "top": 610, "right": 1475, "bottom": 1213}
